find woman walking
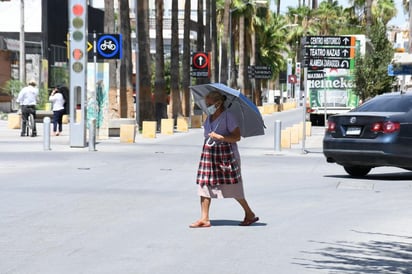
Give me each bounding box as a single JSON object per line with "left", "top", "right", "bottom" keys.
{"left": 190, "top": 90, "right": 259, "bottom": 228}
{"left": 49, "top": 87, "right": 66, "bottom": 136}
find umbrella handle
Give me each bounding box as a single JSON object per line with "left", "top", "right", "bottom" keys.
{"left": 205, "top": 137, "right": 216, "bottom": 147}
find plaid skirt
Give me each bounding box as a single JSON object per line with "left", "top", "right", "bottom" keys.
{"left": 196, "top": 142, "right": 242, "bottom": 187}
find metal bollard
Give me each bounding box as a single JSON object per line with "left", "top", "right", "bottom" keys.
{"left": 89, "top": 118, "right": 97, "bottom": 151}
{"left": 43, "top": 117, "right": 51, "bottom": 151}
{"left": 274, "top": 120, "right": 281, "bottom": 152}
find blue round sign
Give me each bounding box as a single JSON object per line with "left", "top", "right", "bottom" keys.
{"left": 97, "top": 35, "right": 120, "bottom": 58}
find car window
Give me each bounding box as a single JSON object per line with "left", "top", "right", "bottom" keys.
{"left": 354, "top": 95, "right": 412, "bottom": 112}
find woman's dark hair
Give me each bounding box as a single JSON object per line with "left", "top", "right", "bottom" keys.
{"left": 206, "top": 90, "right": 227, "bottom": 104}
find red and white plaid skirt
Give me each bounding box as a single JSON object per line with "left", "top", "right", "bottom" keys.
{"left": 196, "top": 142, "right": 241, "bottom": 187}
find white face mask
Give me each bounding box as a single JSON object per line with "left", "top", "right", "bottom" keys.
{"left": 207, "top": 104, "right": 217, "bottom": 115}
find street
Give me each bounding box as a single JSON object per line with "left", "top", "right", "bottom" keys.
{"left": 1, "top": 108, "right": 412, "bottom": 274}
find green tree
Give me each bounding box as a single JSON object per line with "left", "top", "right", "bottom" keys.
{"left": 354, "top": 23, "right": 396, "bottom": 100}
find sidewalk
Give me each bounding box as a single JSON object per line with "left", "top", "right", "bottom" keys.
{"left": 0, "top": 110, "right": 325, "bottom": 154}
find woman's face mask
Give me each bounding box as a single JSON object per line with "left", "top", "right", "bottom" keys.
{"left": 207, "top": 104, "right": 217, "bottom": 115}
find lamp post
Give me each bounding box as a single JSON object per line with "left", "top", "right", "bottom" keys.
{"left": 19, "top": 0, "right": 25, "bottom": 84}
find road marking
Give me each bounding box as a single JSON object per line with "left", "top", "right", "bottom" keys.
{"left": 336, "top": 181, "right": 375, "bottom": 190}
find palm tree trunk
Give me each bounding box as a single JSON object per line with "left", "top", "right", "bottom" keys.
{"left": 366, "top": 0, "right": 373, "bottom": 27}
{"left": 119, "top": 0, "right": 134, "bottom": 118}
{"left": 276, "top": 0, "right": 281, "bottom": 15}
{"left": 104, "top": 0, "right": 118, "bottom": 118}
{"left": 211, "top": 0, "right": 219, "bottom": 82}
{"left": 154, "top": 0, "right": 167, "bottom": 126}
{"left": 238, "top": 15, "right": 246, "bottom": 94}
{"left": 137, "top": 0, "right": 154, "bottom": 123}
{"left": 196, "top": 0, "right": 206, "bottom": 85}
{"left": 181, "top": 0, "right": 191, "bottom": 117}
{"left": 170, "top": 0, "right": 182, "bottom": 120}
{"left": 220, "top": 0, "right": 230, "bottom": 84}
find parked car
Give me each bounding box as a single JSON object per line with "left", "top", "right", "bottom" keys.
{"left": 323, "top": 91, "right": 412, "bottom": 177}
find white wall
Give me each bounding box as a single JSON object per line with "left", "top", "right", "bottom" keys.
{"left": 0, "top": 0, "right": 42, "bottom": 32}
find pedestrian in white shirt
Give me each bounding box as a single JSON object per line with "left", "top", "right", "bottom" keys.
{"left": 16, "top": 80, "right": 39, "bottom": 137}
{"left": 49, "top": 86, "right": 66, "bottom": 136}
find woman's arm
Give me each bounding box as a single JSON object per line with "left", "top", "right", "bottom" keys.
{"left": 209, "top": 127, "right": 241, "bottom": 143}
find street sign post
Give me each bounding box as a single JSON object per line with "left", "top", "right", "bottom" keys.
{"left": 96, "top": 34, "right": 122, "bottom": 59}
{"left": 247, "top": 65, "right": 272, "bottom": 79}
{"left": 303, "top": 35, "right": 356, "bottom": 70}
{"left": 304, "top": 47, "right": 355, "bottom": 58}
{"left": 303, "top": 36, "right": 356, "bottom": 47}
{"left": 191, "top": 52, "right": 209, "bottom": 78}
{"left": 304, "top": 58, "right": 353, "bottom": 69}
{"left": 388, "top": 64, "right": 412, "bottom": 76}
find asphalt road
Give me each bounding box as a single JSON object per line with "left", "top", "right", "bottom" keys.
{"left": 1, "top": 108, "right": 412, "bottom": 274}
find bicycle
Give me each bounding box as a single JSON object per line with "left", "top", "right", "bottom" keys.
{"left": 26, "top": 112, "right": 35, "bottom": 137}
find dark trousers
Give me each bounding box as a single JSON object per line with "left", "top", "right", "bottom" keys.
{"left": 53, "top": 109, "right": 65, "bottom": 132}
{"left": 21, "top": 105, "right": 37, "bottom": 135}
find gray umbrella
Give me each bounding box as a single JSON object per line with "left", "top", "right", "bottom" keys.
{"left": 190, "top": 83, "right": 265, "bottom": 138}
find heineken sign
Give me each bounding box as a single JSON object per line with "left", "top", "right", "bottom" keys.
{"left": 308, "top": 76, "right": 355, "bottom": 89}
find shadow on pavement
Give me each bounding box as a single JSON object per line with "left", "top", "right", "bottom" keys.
{"left": 210, "top": 219, "right": 267, "bottom": 227}
{"left": 324, "top": 171, "right": 412, "bottom": 181}
{"left": 293, "top": 230, "right": 412, "bottom": 273}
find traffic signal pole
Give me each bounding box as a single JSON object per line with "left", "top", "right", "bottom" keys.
{"left": 68, "top": 0, "right": 87, "bottom": 147}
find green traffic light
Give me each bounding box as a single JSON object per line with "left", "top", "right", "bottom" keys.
{"left": 72, "top": 31, "right": 83, "bottom": 41}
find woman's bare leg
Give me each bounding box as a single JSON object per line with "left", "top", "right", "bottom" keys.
{"left": 236, "top": 198, "right": 257, "bottom": 220}
{"left": 190, "top": 196, "right": 211, "bottom": 228}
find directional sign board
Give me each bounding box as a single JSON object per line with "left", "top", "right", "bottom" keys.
{"left": 307, "top": 71, "right": 325, "bottom": 80}
{"left": 303, "top": 35, "right": 357, "bottom": 69}
{"left": 248, "top": 65, "right": 272, "bottom": 79}
{"left": 303, "top": 36, "right": 356, "bottom": 47}
{"left": 304, "top": 47, "right": 355, "bottom": 58}
{"left": 388, "top": 64, "right": 412, "bottom": 76}
{"left": 305, "top": 58, "right": 353, "bottom": 69}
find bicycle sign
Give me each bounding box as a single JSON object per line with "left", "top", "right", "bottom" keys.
{"left": 96, "top": 34, "right": 122, "bottom": 59}
{"left": 100, "top": 40, "right": 116, "bottom": 51}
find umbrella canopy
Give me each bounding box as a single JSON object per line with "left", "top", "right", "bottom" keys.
{"left": 190, "top": 83, "right": 265, "bottom": 137}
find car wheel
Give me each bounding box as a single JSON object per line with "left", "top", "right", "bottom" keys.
{"left": 343, "top": 166, "right": 371, "bottom": 177}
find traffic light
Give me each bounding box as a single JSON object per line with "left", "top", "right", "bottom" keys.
{"left": 69, "top": 1, "right": 87, "bottom": 74}
{"left": 68, "top": 0, "right": 88, "bottom": 147}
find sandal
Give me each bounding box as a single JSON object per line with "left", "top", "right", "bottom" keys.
{"left": 189, "top": 220, "right": 211, "bottom": 228}
{"left": 239, "top": 216, "right": 259, "bottom": 226}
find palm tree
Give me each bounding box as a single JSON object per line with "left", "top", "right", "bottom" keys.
{"left": 137, "top": 0, "right": 154, "bottom": 123}
{"left": 372, "top": 0, "right": 397, "bottom": 25}
{"left": 348, "top": 0, "right": 396, "bottom": 27}
{"left": 103, "top": 0, "right": 118, "bottom": 119}
{"left": 119, "top": 0, "right": 134, "bottom": 118}
{"left": 275, "top": 0, "right": 281, "bottom": 15}
{"left": 220, "top": 0, "right": 230, "bottom": 84}
{"left": 170, "top": 0, "right": 182, "bottom": 120}
{"left": 313, "top": 0, "right": 346, "bottom": 35}
{"left": 211, "top": 0, "right": 219, "bottom": 82}
{"left": 154, "top": 0, "right": 168, "bottom": 126}
{"left": 181, "top": 0, "right": 191, "bottom": 117}
{"left": 253, "top": 13, "right": 290, "bottom": 103}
